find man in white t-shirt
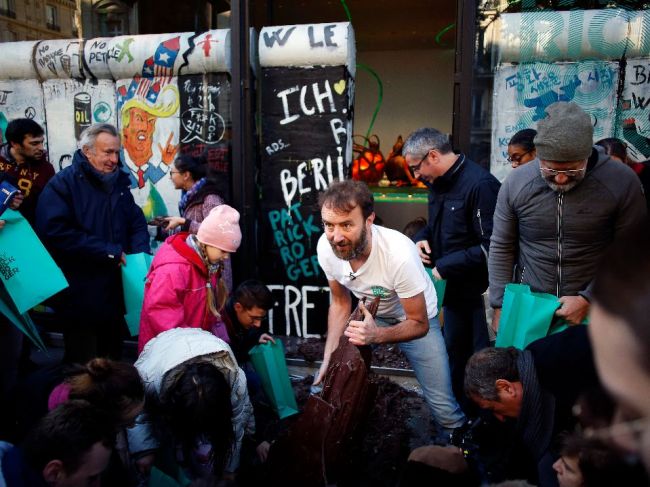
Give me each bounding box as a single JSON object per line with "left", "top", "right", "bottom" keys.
{"left": 313, "top": 180, "right": 466, "bottom": 437}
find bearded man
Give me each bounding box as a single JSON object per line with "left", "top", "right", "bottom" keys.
{"left": 313, "top": 180, "right": 466, "bottom": 441}
{"left": 488, "top": 101, "right": 646, "bottom": 332}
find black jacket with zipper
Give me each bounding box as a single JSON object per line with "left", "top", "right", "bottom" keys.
{"left": 413, "top": 154, "right": 501, "bottom": 305}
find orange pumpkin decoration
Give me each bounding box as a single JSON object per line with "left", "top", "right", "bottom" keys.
{"left": 352, "top": 134, "right": 385, "bottom": 184}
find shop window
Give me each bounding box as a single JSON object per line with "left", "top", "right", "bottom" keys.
{"left": 0, "top": 0, "right": 16, "bottom": 18}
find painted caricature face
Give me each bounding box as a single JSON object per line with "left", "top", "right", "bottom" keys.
{"left": 321, "top": 204, "right": 373, "bottom": 261}
{"left": 123, "top": 107, "right": 156, "bottom": 167}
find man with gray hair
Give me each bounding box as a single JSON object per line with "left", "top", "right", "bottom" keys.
{"left": 402, "top": 127, "right": 500, "bottom": 413}
{"left": 36, "top": 123, "right": 150, "bottom": 363}
{"left": 488, "top": 101, "right": 646, "bottom": 332}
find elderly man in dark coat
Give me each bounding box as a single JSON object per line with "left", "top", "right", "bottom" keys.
{"left": 36, "top": 123, "right": 150, "bottom": 363}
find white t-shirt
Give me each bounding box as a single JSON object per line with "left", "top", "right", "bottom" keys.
{"left": 317, "top": 224, "right": 438, "bottom": 320}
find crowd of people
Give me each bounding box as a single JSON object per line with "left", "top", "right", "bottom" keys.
{"left": 0, "top": 100, "right": 649, "bottom": 486}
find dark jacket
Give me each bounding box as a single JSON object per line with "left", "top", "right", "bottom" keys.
{"left": 35, "top": 150, "right": 150, "bottom": 316}
{"left": 0, "top": 143, "right": 55, "bottom": 226}
{"left": 523, "top": 325, "right": 599, "bottom": 486}
{"left": 489, "top": 148, "right": 647, "bottom": 308}
{"left": 414, "top": 154, "right": 500, "bottom": 304}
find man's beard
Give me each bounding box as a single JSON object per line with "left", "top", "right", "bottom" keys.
{"left": 330, "top": 225, "right": 369, "bottom": 261}
{"left": 542, "top": 172, "right": 586, "bottom": 193}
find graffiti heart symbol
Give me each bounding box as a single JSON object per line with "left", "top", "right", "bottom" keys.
{"left": 333, "top": 79, "right": 346, "bottom": 95}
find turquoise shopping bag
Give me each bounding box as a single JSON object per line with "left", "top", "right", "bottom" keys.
{"left": 0, "top": 284, "right": 46, "bottom": 350}
{"left": 121, "top": 252, "right": 153, "bottom": 336}
{"left": 424, "top": 268, "right": 447, "bottom": 305}
{"left": 495, "top": 283, "right": 562, "bottom": 350}
{"left": 249, "top": 339, "right": 299, "bottom": 419}
{"left": 0, "top": 209, "right": 68, "bottom": 314}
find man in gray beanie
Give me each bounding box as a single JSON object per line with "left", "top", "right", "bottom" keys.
{"left": 488, "top": 101, "right": 646, "bottom": 332}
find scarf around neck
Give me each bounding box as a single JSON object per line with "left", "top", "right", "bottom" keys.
{"left": 516, "top": 349, "right": 556, "bottom": 461}
{"left": 179, "top": 177, "right": 207, "bottom": 215}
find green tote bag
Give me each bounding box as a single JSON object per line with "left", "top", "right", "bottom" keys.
{"left": 121, "top": 252, "right": 153, "bottom": 336}
{"left": 249, "top": 339, "right": 299, "bottom": 419}
{"left": 495, "top": 283, "right": 562, "bottom": 349}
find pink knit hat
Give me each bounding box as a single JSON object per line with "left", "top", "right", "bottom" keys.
{"left": 196, "top": 205, "right": 242, "bottom": 252}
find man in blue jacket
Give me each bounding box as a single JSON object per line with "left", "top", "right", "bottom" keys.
{"left": 403, "top": 128, "right": 500, "bottom": 413}
{"left": 36, "top": 123, "right": 150, "bottom": 363}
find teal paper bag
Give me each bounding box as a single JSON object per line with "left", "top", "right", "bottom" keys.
{"left": 0, "top": 284, "right": 46, "bottom": 350}
{"left": 121, "top": 252, "right": 153, "bottom": 336}
{"left": 249, "top": 340, "right": 299, "bottom": 419}
{"left": 0, "top": 209, "right": 68, "bottom": 314}
{"left": 424, "top": 268, "right": 447, "bottom": 307}
{"left": 148, "top": 467, "right": 191, "bottom": 487}
{"left": 495, "top": 283, "right": 561, "bottom": 350}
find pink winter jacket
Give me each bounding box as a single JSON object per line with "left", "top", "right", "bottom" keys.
{"left": 138, "top": 233, "right": 227, "bottom": 352}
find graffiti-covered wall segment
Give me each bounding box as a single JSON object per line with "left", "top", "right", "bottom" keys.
{"left": 259, "top": 23, "right": 355, "bottom": 337}
{"left": 0, "top": 30, "right": 233, "bottom": 250}
{"left": 490, "top": 9, "right": 650, "bottom": 181}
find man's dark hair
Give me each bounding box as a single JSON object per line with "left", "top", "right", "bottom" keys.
{"left": 562, "top": 434, "right": 647, "bottom": 487}
{"left": 233, "top": 279, "right": 273, "bottom": 310}
{"left": 403, "top": 216, "right": 427, "bottom": 240}
{"left": 5, "top": 118, "right": 44, "bottom": 145}
{"left": 593, "top": 217, "right": 650, "bottom": 371}
{"left": 318, "top": 180, "right": 374, "bottom": 219}
{"left": 509, "top": 129, "right": 537, "bottom": 152}
{"left": 595, "top": 138, "right": 627, "bottom": 163}
{"left": 464, "top": 347, "right": 521, "bottom": 401}
{"left": 22, "top": 400, "right": 114, "bottom": 476}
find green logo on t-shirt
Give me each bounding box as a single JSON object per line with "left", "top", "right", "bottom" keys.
{"left": 371, "top": 286, "right": 390, "bottom": 298}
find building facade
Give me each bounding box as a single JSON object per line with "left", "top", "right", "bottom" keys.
{"left": 0, "top": 0, "right": 78, "bottom": 41}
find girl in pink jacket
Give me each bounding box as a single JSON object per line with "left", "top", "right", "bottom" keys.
{"left": 138, "top": 205, "right": 241, "bottom": 352}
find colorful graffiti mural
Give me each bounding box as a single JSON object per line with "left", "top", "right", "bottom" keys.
{"left": 0, "top": 30, "right": 233, "bottom": 250}
{"left": 490, "top": 9, "right": 650, "bottom": 181}
{"left": 259, "top": 22, "right": 355, "bottom": 337}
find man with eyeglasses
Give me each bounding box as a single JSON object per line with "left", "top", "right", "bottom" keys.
{"left": 489, "top": 101, "right": 646, "bottom": 334}
{"left": 402, "top": 128, "right": 501, "bottom": 415}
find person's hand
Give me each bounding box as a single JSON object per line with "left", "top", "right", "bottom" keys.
{"left": 119, "top": 252, "right": 127, "bottom": 266}
{"left": 415, "top": 240, "right": 432, "bottom": 265}
{"left": 344, "top": 301, "right": 379, "bottom": 346}
{"left": 159, "top": 132, "right": 179, "bottom": 165}
{"left": 431, "top": 267, "right": 442, "bottom": 280}
{"left": 0, "top": 220, "right": 5, "bottom": 230}
{"left": 313, "top": 356, "right": 330, "bottom": 386}
{"left": 556, "top": 295, "right": 590, "bottom": 324}
{"left": 135, "top": 454, "right": 155, "bottom": 475}
{"left": 256, "top": 441, "right": 271, "bottom": 463}
{"left": 491, "top": 307, "right": 502, "bottom": 334}
{"left": 9, "top": 192, "right": 23, "bottom": 209}
{"left": 258, "top": 333, "right": 275, "bottom": 345}
{"left": 164, "top": 216, "right": 185, "bottom": 231}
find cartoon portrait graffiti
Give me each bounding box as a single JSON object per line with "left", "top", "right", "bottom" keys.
{"left": 117, "top": 37, "right": 181, "bottom": 191}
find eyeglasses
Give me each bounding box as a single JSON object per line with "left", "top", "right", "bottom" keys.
{"left": 408, "top": 149, "right": 432, "bottom": 175}
{"left": 507, "top": 150, "right": 531, "bottom": 163}
{"left": 169, "top": 170, "right": 180, "bottom": 177}
{"left": 539, "top": 165, "right": 587, "bottom": 178}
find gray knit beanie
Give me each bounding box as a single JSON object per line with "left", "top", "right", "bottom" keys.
{"left": 534, "top": 102, "right": 593, "bottom": 162}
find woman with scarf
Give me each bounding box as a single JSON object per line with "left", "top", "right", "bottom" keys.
{"left": 138, "top": 205, "right": 241, "bottom": 353}
{"left": 162, "top": 154, "right": 233, "bottom": 290}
